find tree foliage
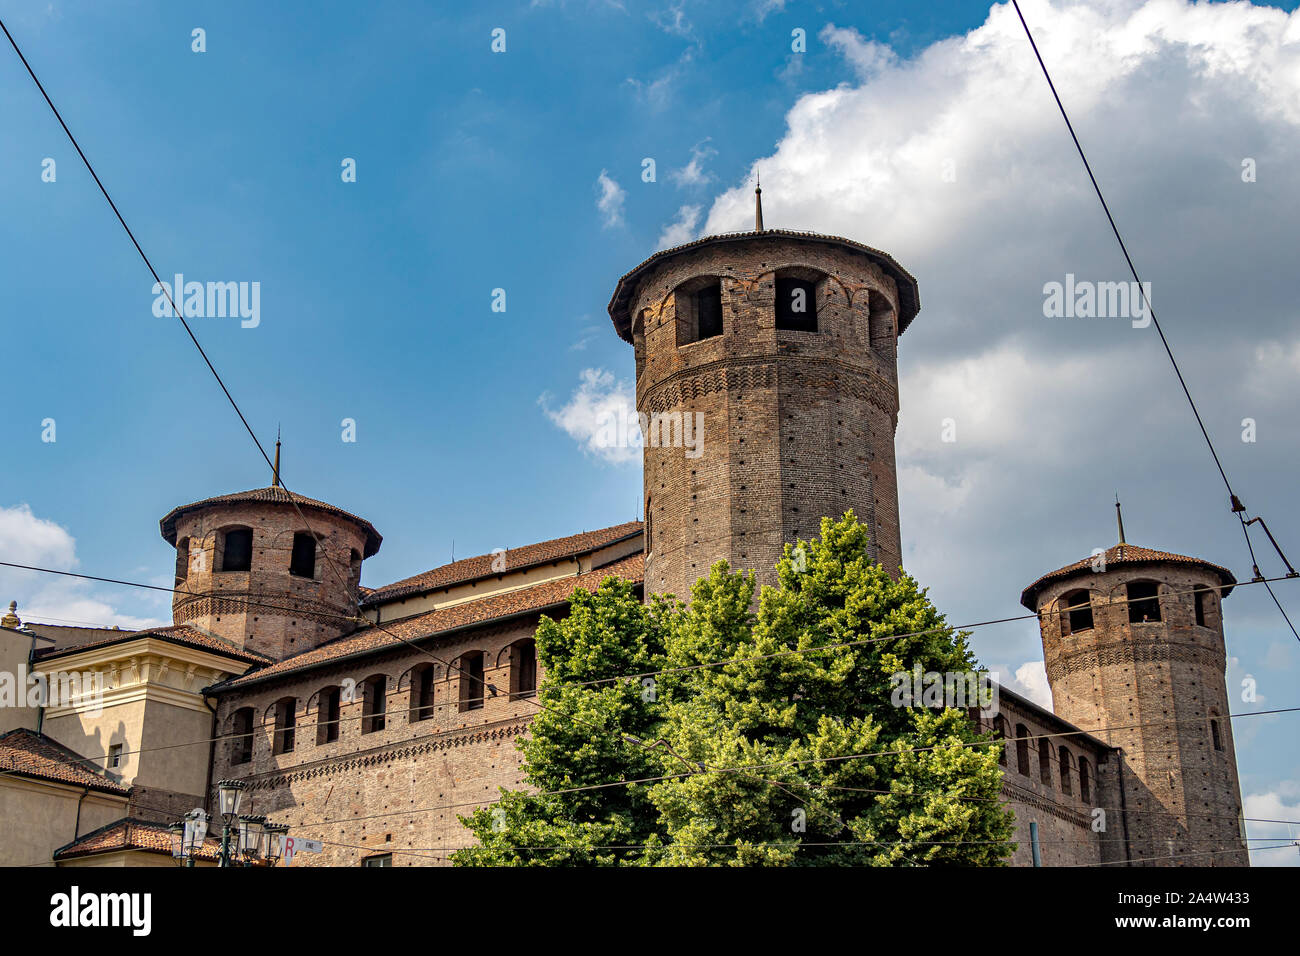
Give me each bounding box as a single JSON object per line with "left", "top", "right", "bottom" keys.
{"left": 453, "top": 512, "right": 1015, "bottom": 866}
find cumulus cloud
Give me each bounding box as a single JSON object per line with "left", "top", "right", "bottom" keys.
{"left": 1244, "top": 783, "right": 1300, "bottom": 866}
{"left": 0, "top": 504, "right": 163, "bottom": 630}
{"left": 693, "top": 0, "right": 1300, "bottom": 688}
{"left": 595, "top": 169, "right": 626, "bottom": 228}
{"left": 1009, "top": 660, "right": 1053, "bottom": 709}
{"left": 656, "top": 203, "right": 703, "bottom": 250}
{"left": 670, "top": 140, "right": 716, "bottom": 188}
{"left": 540, "top": 369, "right": 640, "bottom": 464}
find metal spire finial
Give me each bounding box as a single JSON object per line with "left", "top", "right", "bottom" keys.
{"left": 754, "top": 170, "right": 764, "bottom": 232}
{"left": 1115, "top": 494, "right": 1126, "bottom": 546}
{"left": 272, "top": 427, "right": 282, "bottom": 488}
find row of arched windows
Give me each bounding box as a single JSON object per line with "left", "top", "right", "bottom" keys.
{"left": 1058, "top": 580, "right": 1219, "bottom": 635}
{"left": 229, "top": 641, "right": 537, "bottom": 764}
{"left": 993, "top": 717, "right": 1093, "bottom": 804}
{"left": 176, "top": 528, "right": 363, "bottom": 585}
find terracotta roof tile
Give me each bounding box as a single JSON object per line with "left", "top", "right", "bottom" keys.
{"left": 35, "top": 624, "right": 271, "bottom": 666}
{"left": 159, "top": 486, "right": 382, "bottom": 557}
{"left": 362, "top": 522, "right": 643, "bottom": 607}
{"left": 215, "top": 552, "right": 645, "bottom": 691}
{"left": 0, "top": 728, "right": 129, "bottom": 795}
{"left": 54, "top": 817, "right": 221, "bottom": 861}
{"left": 1020, "top": 543, "right": 1236, "bottom": 609}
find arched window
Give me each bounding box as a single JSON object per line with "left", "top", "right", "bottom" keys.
{"left": 1059, "top": 746, "right": 1074, "bottom": 795}
{"left": 219, "top": 527, "right": 253, "bottom": 573}
{"left": 775, "top": 276, "right": 818, "bottom": 331}
{"left": 231, "top": 707, "right": 254, "bottom": 765}
{"left": 510, "top": 639, "right": 537, "bottom": 699}
{"left": 361, "top": 674, "right": 387, "bottom": 733}
{"left": 645, "top": 498, "right": 652, "bottom": 555}
{"left": 1061, "top": 589, "right": 1094, "bottom": 635}
{"left": 290, "top": 532, "right": 317, "bottom": 579}
{"left": 458, "top": 651, "right": 486, "bottom": 712}
{"left": 175, "top": 537, "right": 190, "bottom": 584}
{"left": 1127, "top": 580, "right": 1162, "bottom": 623}
{"left": 1015, "top": 723, "right": 1031, "bottom": 776}
{"left": 1039, "top": 740, "right": 1054, "bottom": 787}
{"left": 273, "top": 697, "right": 297, "bottom": 754}
{"left": 409, "top": 664, "right": 435, "bottom": 723}
{"left": 1079, "top": 756, "right": 1092, "bottom": 804}
{"left": 316, "top": 686, "right": 341, "bottom": 744}
{"left": 1209, "top": 712, "right": 1224, "bottom": 751}
{"left": 993, "top": 716, "right": 1008, "bottom": 766}
{"left": 675, "top": 277, "right": 723, "bottom": 345}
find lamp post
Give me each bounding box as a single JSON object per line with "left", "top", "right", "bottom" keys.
{"left": 169, "top": 808, "right": 210, "bottom": 867}
{"left": 171, "top": 780, "right": 290, "bottom": 867}
{"left": 216, "top": 779, "right": 245, "bottom": 868}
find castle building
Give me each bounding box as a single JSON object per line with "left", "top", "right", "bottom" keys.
{"left": 0, "top": 200, "right": 1248, "bottom": 866}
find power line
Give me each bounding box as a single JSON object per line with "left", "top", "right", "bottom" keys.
{"left": 1009, "top": 0, "right": 1300, "bottom": 643}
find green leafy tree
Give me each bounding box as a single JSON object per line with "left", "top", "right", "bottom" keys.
{"left": 454, "top": 512, "right": 1015, "bottom": 866}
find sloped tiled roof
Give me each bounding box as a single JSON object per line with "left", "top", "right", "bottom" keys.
{"left": 0, "top": 728, "right": 129, "bottom": 795}
{"left": 361, "top": 522, "right": 643, "bottom": 607}
{"left": 54, "top": 817, "right": 221, "bottom": 862}
{"left": 35, "top": 623, "right": 271, "bottom": 667}
{"left": 1020, "top": 543, "right": 1236, "bottom": 609}
{"left": 159, "top": 486, "right": 382, "bottom": 557}
{"left": 607, "top": 228, "right": 921, "bottom": 342}
{"left": 214, "top": 552, "right": 645, "bottom": 691}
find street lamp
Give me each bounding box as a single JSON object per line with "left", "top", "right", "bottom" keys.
{"left": 216, "top": 779, "right": 245, "bottom": 867}
{"left": 237, "top": 814, "right": 267, "bottom": 865}
{"left": 169, "top": 809, "right": 210, "bottom": 867}
{"left": 263, "top": 822, "right": 289, "bottom": 865}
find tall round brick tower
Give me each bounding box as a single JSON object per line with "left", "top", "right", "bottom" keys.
{"left": 608, "top": 190, "right": 919, "bottom": 599}
{"left": 1020, "top": 511, "right": 1248, "bottom": 866}
{"left": 159, "top": 482, "right": 381, "bottom": 661}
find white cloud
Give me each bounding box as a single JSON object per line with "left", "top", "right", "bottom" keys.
{"left": 0, "top": 504, "right": 163, "bottom": 630}
{"left": 1243, "top": 783, "right": 1300, "bottom": 866}
{"left": 670, "top": 140, "right": 716, "bottom": 188}
{"left": 819, "top": 23, "right": 897, "bottom": 78}
{"left": 595, "top": 169, "right": 626, "bottom": 228}
{"left": 1009, "top": 660, "right": 1053, "bottom": 709}
{"left": 656, "top": 203, "right": 702, "bottom": 250}
{"left": 540, "top": 369, "right": 640, "bottom": 464}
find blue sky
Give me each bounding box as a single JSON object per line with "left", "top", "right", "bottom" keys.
{"left": 2, "top": 0, "right": 1298, "bottom": 862}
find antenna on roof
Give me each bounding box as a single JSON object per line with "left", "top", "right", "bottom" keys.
{"left": 754, "top": 169, "right": 764, "bottom": 232}
{"left": 1115, "top": 493, "right": 1126, "bottom": 546}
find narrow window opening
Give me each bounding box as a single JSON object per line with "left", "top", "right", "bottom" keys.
{"left": 290, "top": 532, "right": 317, "bottom": 579}
{"left": 459, "top": 652, "right": 485, "bottom": 712}
{"left": 231, "top": 707, "right": 254, "bottom": 764}
{"left": 221, "top": 528, "right": 253, "bottom": 573}
{"left": 317, "top": 686, "right": 341, "bottom": 744}
{"left": 1062, "top": 589, "right": 1094, "bottom": 635}
{"left": 273, "top": 698, "right": 296, "bottom": 754}
{"left": 1127, "top": 581, "right": 1162, "bottom": 623}
{"left": 510, "top": 640, "right": 537, "bottom": 699}
{"left": 775, "top": 277, "right": 817, "bottom": 331}
{"left": 1015, "top": 723, "right": 1030, "bottom": 776}
{"left": 362, "top": 675, "right": 387, "bottom": 733}
{"left": 410, "top": 665, "right": 435, "bottom": 723}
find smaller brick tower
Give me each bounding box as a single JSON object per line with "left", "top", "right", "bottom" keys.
{"left": 159, "top": 465, "right": 381, "bottom": 660}
{"left": 1021, "top": 506, "right": 1248, "bottom": 866}
{"left": 608, "top": 185, "right": 920, "bottom": 600}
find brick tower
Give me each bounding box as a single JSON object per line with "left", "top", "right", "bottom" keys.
{"left": 159, "top": 466, "right": 381, "bottom": 660}
{"left": 608, "top": 187, "right": 920, "bottom": 599}
{"left": 1020, "top": 507, "right": 1248, "bottom": 866}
